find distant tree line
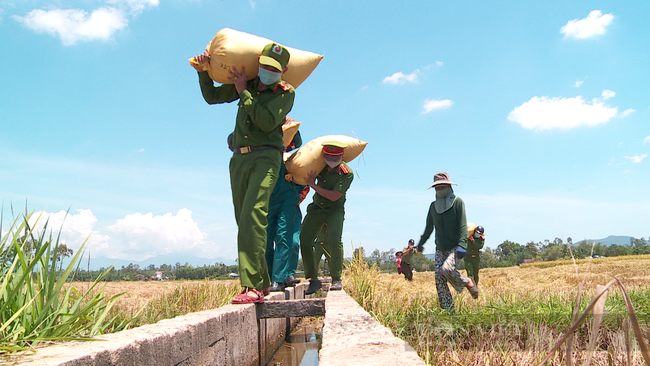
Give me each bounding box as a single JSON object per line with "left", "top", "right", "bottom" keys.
{"left": 72, "top": 262, "right": 239, "bottom": 282}
{"left": 16, "top": 236, "right": 647, "bottom": 281}
{"left": 358, "top": 236, "right": 650, "bottom": 273}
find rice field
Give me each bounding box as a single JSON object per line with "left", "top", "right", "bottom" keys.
{"left": 67, "top": 279, "right": 243, "bottom": 331}
{"left": 343, "top": 255, "right": 650, "bottom": 365}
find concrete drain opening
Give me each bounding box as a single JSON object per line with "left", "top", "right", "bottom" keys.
{"left": 266, "top": 318, "right": 323, "bottom": 366}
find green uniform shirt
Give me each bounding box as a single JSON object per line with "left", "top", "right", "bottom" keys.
{"left": 198, "top": 71, "right": 295, "bottom": 149}
{"left": 402, "top": 246, "right": 415, "bottom": 264}
{"left": 467, "top": 237, "right": 485, "bottom": 257}
{"left": 311, "top": 163, "right": 354, "bottom": 210}
{"left": 417, "top": 197, "right": 468, "bottom": 252}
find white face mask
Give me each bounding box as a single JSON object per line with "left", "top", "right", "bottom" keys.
{"left": 474, "top": 233, "right": 481, "bottom": 239}
{"left": 258, "top": 67, "right": 282, "bottom": 85}
{"left": 325, "top": 158, "right": 342, "bottom": 168}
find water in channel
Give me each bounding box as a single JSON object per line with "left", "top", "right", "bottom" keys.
{"left": 267, "top": 319, "right": 322, "bottom": 366}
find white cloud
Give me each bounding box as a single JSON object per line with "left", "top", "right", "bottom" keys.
{"left": 436, "top": 61, "right": 443, "bottom": 67}
{"left": 601, "top": 89, "right": 615, "bottom": 99}
{"left": 561, "top": 10, "right": 614, "bottom": 40}
{"left": 107, "top": 0, "right": 159, "bottom": 13}
{"left": 14, "top": 7, "right": 127, "bottom": 45}
{"left": 574, "top": 80, "right": 584, "bottom": 88}
{"left": 106, "top": 209, "right": 213, "bottom": 260}
{"left": 383, "top": 70, "right": 419, "bottom": 85}
{"left": 644, "top": 136, "right": 650, "bottom": 145}
{"left": 28, "top": 209, "right": 111, "bottom": 255}
{"left": 508, "top": 94, "right": 617, "bottom": 131}
{"left": 624, "top": 154, "right": 647, "bottom": 164}
{"left": 619, "top": 108, "right": 635, "bottom": 118}
{"left": 23, "top": 208, "right": 219, "bottom": 261}
{"left": 422, "top": 98, "right": 453, "bottom": 114}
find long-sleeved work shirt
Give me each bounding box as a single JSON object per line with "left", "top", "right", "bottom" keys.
{"left": 417, "top": 197, "right": 468, "bottom": 252}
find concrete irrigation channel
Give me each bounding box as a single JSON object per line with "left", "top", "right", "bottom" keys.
{"left": 14, "top": 283, "right": 426, "bottom": 366}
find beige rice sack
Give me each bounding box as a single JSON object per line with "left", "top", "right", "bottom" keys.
{"left": 189, "top": 28, "right": 323, "bottom": 88}
{"left": 282, "top": 120, "right": 300, "bottom": 147}
{"left": 284, "top": 135, "right": 368, "bottom": 185}
{"left": 467, "top": 222, "right": 477, "bottom": 238}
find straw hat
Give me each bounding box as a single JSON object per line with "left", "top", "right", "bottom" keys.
{"left": 427, "top": 172, "right": 457, "bottom": 189}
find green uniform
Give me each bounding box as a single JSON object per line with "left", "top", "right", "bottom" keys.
{"left": 401, "top": 246, "right": 415, "bottom": 281}
{"left": 417, "top": 197, "right": 468, "bottom": 252}
{"left": 300, "top": 163, "right": 353, "bottom": 280}
{"left": 312, "top": 224, "right": 331, "bottom": 274}
{"left": 198, "top": 71, "right": 295, "bottom": 290}
{"left": 464, "top": 236, "right": 484, "bottom": 284}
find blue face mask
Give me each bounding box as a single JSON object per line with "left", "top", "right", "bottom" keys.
{"left": 258, "top": 67, "right": 282, "bottom": 85}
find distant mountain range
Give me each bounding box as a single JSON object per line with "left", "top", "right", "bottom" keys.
{"left": 69, "top": 254, "right": 237, "bottom": 271}
{"left": 577, "top": 235, "right": 633, "bottom": 246}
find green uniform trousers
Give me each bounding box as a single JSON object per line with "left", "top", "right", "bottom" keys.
{"left": 464, "top": 255, "right": 481, "bottom": 285}
{"left": 312, "top": 225, "right": 331, "bottom": 273}
{"left": 229, "top": 149, "right": 281, "bottom": 290}
{"left": 300, "top": 205, "right": 344, "bottom": 280}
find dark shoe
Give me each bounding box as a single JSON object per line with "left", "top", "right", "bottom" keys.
{"left": 466, "top": 278, "right": 479, "bottom": 299}
{"left": 330, "top": 279, "right": 342, "bottom": 291}
{"left": 269, "top": 282, "right": 285, "bottom": 292}
{"left": 305, "top": 279, "right": 322, "bottom": 295}
{"left": 285, "top": 275, "right": 300, "bottom": 287}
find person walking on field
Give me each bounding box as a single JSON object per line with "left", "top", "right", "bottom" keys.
{"left": 300, "top": 141, "right": 354, "bottom": 295}
{"left": 192, "top": 43, "right": 295, "bottom": 304}
{"left": 465, "top": 224, "right": 485, "bottom": 285}
{"left": 395, "top": 251, "right": 403, "bottom": 275}
{"left": 416, "top": 172, "right": 479, "bottom": 313}
{"left": 401, "top": 239, "right": 417, "bottom": 281}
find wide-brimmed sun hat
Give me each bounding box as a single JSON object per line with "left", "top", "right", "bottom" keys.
{"left": 427, "top": 171, "right": 457, "bottom": 189}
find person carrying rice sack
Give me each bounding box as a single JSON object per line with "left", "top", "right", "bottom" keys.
{"left": 300, "top": 141, "right": 354, "bottom": 294}
{"left": 266, "top": 125, "right": 309, "bottom": 292}
{"left": 465, "top": 224, "right": 485, "bottom": 285}
{"left": 192, "top": 42, "right": 295, "bottom": 304}
{"left": 401, "top": 239, "right": 417, "bottom": 281}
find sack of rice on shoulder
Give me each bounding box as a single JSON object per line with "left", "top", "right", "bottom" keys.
{"left": 467, "top": 222, "right": 477, "bottom": 238}
{"left": 285, "top": 135, "right": 368, "bottom": 185}
{"left": 189, "top": 28, "right": 323, "bottom": 88}
{"left": 282, "top": 118, "right": 301, "bottom": 148}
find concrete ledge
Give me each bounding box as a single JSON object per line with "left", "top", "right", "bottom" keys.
{"left": 319, "top": 290, "right": 426, "bottom": 366}
{"left": 15, "top": 284, "right": 309, "bottom": 366}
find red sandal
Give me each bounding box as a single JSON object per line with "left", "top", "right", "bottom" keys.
{"left": 232, "top": 287, "right": 265, "bottom": 304}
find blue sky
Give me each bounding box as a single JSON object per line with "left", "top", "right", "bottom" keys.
{"left": 1, "top": 0, "right": 648, "bottom": 263}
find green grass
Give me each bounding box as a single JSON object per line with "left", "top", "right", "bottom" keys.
{"left": 0, "top": 210, "right": 130, "bottom": 358}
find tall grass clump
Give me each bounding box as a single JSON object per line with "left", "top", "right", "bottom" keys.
{"left": 343, "top": 251, "right": 380, "bottom": 311}
{"left": 344, "top": 257, "right": 650, "bottom": 365}
{"left": 0, "top": 210, "right": 127, "bottom": 357}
